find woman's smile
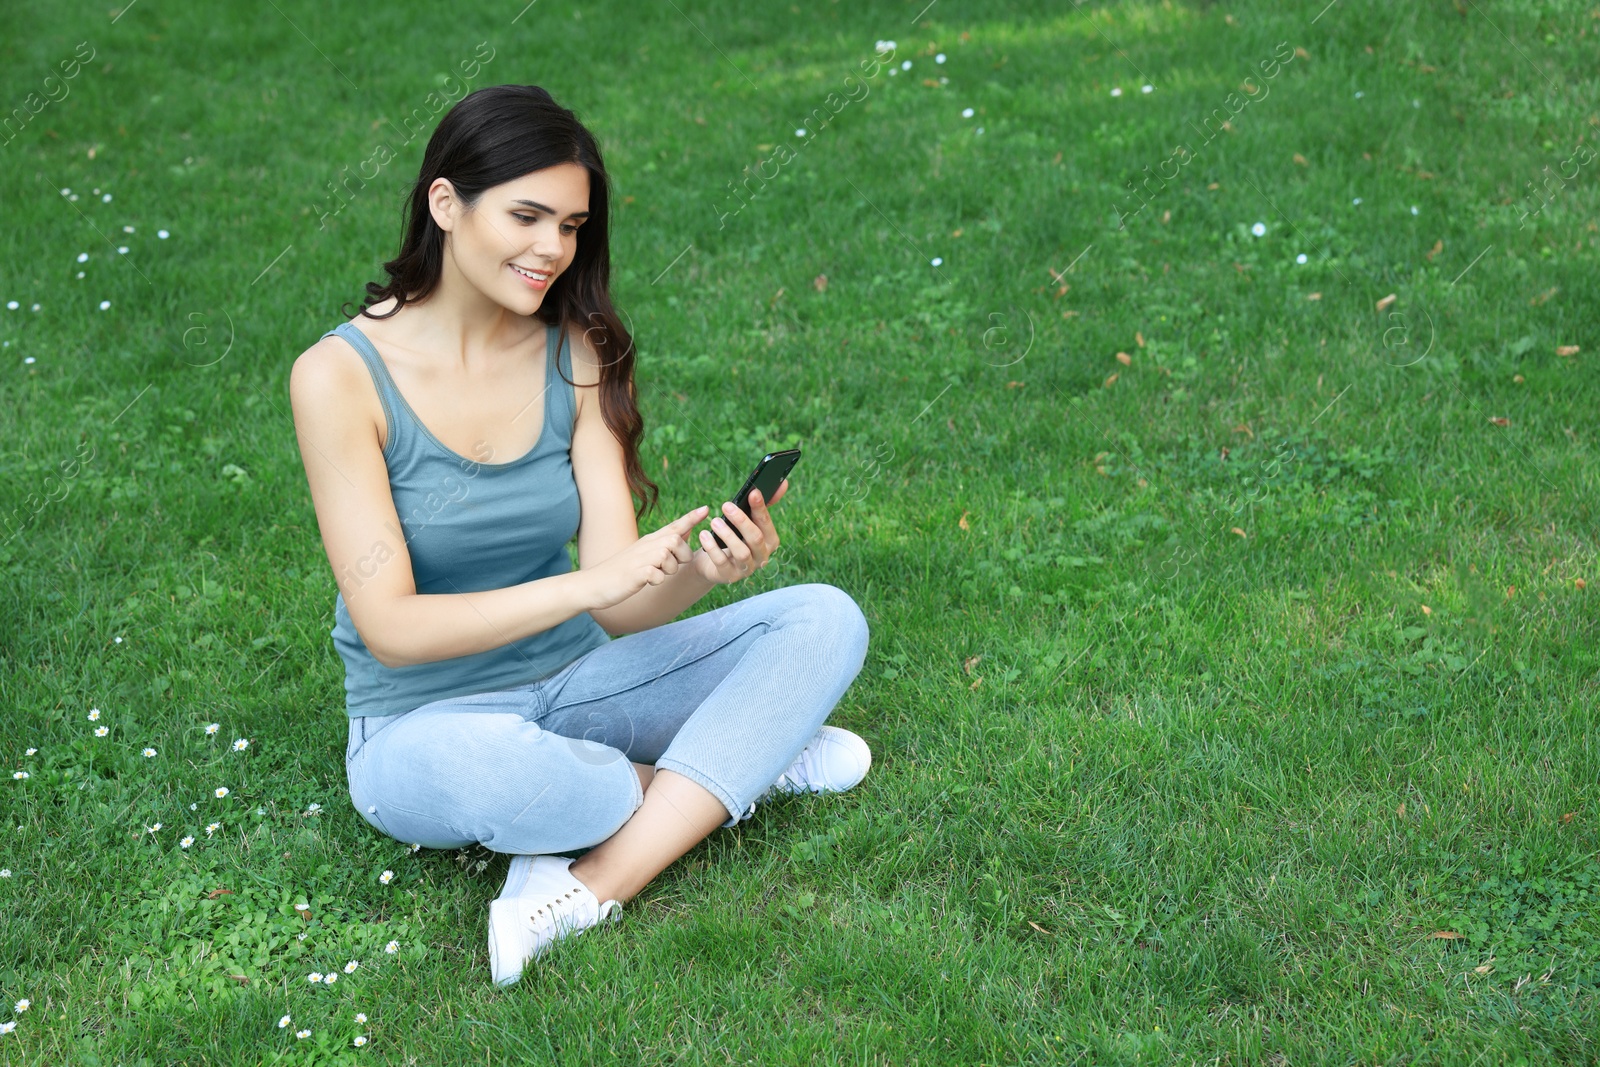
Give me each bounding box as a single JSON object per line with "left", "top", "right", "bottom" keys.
{"left": 508, "top": 262, "right": 552, "bottom": 290}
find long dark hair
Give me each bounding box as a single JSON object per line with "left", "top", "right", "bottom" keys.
{"left": 344, "top": 84, "right": 658, "bottom": 521}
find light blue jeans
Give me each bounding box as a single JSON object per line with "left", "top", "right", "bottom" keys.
{"left": 344, "top": 583, "right": 870, "bottom": 856}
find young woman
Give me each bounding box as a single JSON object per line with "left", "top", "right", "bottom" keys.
{"left": 288, "top": 85, "right": 872, "bottom": 986}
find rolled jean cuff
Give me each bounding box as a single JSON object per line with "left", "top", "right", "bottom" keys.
{"left": 655, "top": 756, "right": 744, "bottom": 827}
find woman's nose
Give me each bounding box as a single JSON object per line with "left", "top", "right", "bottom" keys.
{"left": 530, "top": 223, "right": 562, "bottom": 260}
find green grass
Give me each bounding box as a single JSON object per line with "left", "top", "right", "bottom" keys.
{"left": 2, "top": 0, "right": 1598, "bottom": 1062}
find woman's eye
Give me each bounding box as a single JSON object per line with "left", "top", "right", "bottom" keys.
{"left": 512, "top": 214, "right": 578, "bottom": 235}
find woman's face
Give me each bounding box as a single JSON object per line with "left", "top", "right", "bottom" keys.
{"left": 431, "top": 163, "right": 591, "bottom": 315}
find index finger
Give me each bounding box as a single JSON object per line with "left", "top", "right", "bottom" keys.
{"left": 665, "top": 505, "right": 709, "bottom": 536}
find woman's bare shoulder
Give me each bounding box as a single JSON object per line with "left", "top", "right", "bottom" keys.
{"left": 292, "top": 302, "right": 400, "bottom": 386}
{"left": 290, "top": 329, "right": 366, "bottom": 395}
{"left": 288, "top": 320, "right": 385, "bottom": 445}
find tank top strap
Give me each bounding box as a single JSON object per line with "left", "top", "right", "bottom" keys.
{"left": 547, "top": 319, "right": 579, "bottom": 441}
{"left": 321, "top": 321, "right": 406, "bottom": 452}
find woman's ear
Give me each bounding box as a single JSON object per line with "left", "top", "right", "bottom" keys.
{"left": 427, "top": 177, "right": 460, "bottom": 233}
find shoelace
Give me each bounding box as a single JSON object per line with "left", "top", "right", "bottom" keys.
{"left": 528, "top": 884, "right": 622, "bottom": 928}
{"left": 773, "top": 744, "right": 821, "bottom": 794}
{"left": 529, "top": 884, "right": 589, "bottom": 927}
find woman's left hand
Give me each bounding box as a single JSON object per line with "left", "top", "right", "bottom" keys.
{"left": 693, "top": 478, "right": 787, "bottom": 585}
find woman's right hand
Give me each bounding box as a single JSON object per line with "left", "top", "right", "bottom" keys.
{"left": 585, "top": 505, "right": 710, "bottom": 611}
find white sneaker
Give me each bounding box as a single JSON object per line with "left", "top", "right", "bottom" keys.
{"left": 488, "top": 855, "right": 621, "bottom": 986}
{"left": 770, "top": 725, "right": 872, "bottom": 796}
{"left": 723, "top": 726, "right": 872, "bottom": 828}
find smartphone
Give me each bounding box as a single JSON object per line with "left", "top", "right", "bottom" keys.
{"left": 712, "top": 448, "right": 801, "bottom": 550}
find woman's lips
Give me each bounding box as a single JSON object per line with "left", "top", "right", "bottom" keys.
{"left": 509, "top": 264, "right": 551, "bottom": 290}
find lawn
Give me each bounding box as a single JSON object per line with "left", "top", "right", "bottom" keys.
{"left": 1, "top": 0, "right": 1597, "bottom": 1063}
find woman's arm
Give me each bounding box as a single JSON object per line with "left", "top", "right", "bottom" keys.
{"left": 288, "top": 336, "right": 600, "bottom": 668}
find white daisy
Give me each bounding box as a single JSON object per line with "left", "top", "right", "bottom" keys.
{"left": 117, "top": 246, "right": 128, "bottom": 254}
{"left": 87, "top": 709, "right": 100, "bottom": 721}
{"left": 1410, "top": 205, "right": 1419, "bottom": 216}
{"left": 1251, "top": 222, "right": 1266, "bottom": 237}
{"left": 935, "top": 53, "right": 946, "bottom": 63}
{"left": 410, "top": 843, "right": 421, "bottom": 853}
{"left": 205, "top": 822, "right": 220, "bottom": 836}
{"left": 1141, "top": 84, "right": 1153, "bottom": 94}
{"left": 158, "top": 229, "right": 170, "bottom": 239}
{"left": 278, "top": 1014, "right": 291, "bottom": 1028}
{"left": 11, "top": 772, "right": 26, "bottom": 780}
{"left": 205, "top": 723, "right": 220, "bottom": 735}
{"left": 794, "top": 128, "right": 806, "bottom": 137}
{"left": 379, "top": 870, "right": 394, "bottom": 885}
{"left": 343, "top": 961, "right": 359, "bottom": 974}
{"left": 961, "top": 107, "right": 974, "bottom": 117}
{"left": 94, "top": 726, "right": 109, "bottom": 737}
{"left": 296, "top": 1029, "right": 310, "bottom": 1039}
{"left": 232, "top": 738, "right": 249, "bottom": 751}
{"left": 102, "top": 193, "right": 112, "bottom": 202}
{"left": 142, "top": 748, "right": 156, "bottom": 758}
{"left": 180, "top": 836, "right": 194, "bottom": 848}
{"left": 0, "top": 870, "right": 9, "bottom": 878}
{"left": 123, "top": 225, "right": 135, "bottom": 233}
{"left": 1296, "top": 253, "right": 1308, "bottom": 264}
{"left": 1352, "top": 197, "right": 1363, "bottom": 205}
{"left": 384, "top": 941, "right": 399, "bottom": 954}
{"left": 305, "top": 803, "right": 322, "bottom": 814}
{"left": 13, "top": 1000, "right": 27, "bottom": 1013}
{"left": 214, "top": 787, "right": 229, "bottom": 798}
{"left": 189, "top": 803, "right": 197, "bottom": 810}
{"left": 354, "top": 1035, "right": 368, "bottom": 1047}
{"left": 24, "top": 749, "right": 34, "bottom": 756}
{"left": 355, "top": 1013, "right": 368, "bottom": 1023}
{"left": 98, "top": 301, "right": 110, "bottom": 311}
{"left": 901, "top": 59, "right": 911, "bottom": 70}
{"left": 146, "top": 823, "right": 161, "bottom": 834}
{"left": 1110, "top": 87, "right": 1122, "bottom": 97}
{"left": 0, "top": 1021, "right": 13, "bottom": 1035}
{"left": 307, "top": 972, "right": 323, "bottom": 983}
{"left": 931, "top": 257, "right": 943, "bottom": 267}
{"left": 5, "top": 302, "right": 16, "bottom": 311}
{"left": 294, "top": 902, "right": 310, "bottom": 913}
{"left": 76, "top": 253, "right": 88, "bottom": 263}
{"left": 323, "top": 972, "right": 338, "bottom": 985}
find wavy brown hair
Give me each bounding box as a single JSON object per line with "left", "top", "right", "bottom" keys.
{"left": 343, "top": 84, "right": 659, "bottom": 521}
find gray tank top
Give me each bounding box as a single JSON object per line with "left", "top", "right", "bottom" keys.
{"left": 319, "top": 318, "right": 611, "bottom": 718}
